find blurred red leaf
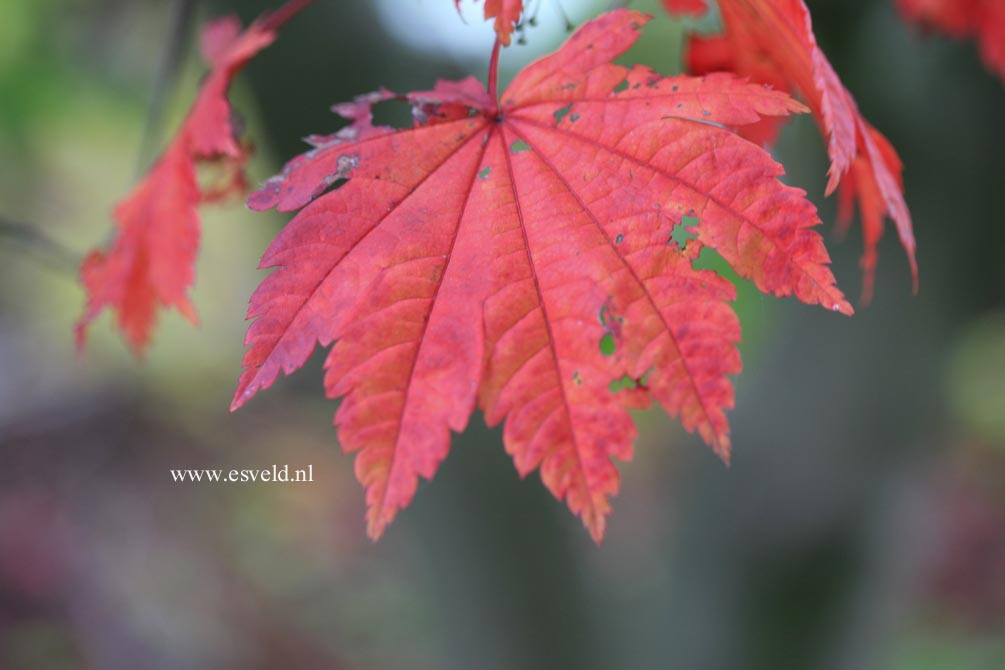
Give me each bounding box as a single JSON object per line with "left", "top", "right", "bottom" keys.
{"left": 76, "top": 2, "right": 313, "bottom": 353}
{"left": 897, "top": 0, "right": 1005, "bottom": 83}
{"left": 668, "top": 0, "right": 918, "bottom": 301}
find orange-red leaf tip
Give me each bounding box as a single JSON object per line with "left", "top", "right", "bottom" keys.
{"left": 714, "top": 435, "right": 732, "bottom": 465}
{"left": 584, "top": 515, "right": 607, "bottom": 544}
{"left": 366, "top": 508, "right": 394, "bottom": 542}
{"left": 833, "top": 299, "right": 855, "bottom": 317}
{"left": 231, "top": 377, "right": 262, "bottom": 412}
{"left": 366, "top": 520, "right": 385, "bottom": 542}
{"left": 788, "top": 98, "right": 811, "bottom": 115}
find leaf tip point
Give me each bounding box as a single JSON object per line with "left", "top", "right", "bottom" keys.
{"left": 714, "top": 437, "right": 732, "bottom": 466}
{"left": 790, "top": 99, "right": 811, "bottom": 115}
{"left": 230, "top": 384, "right": 255, "bottom": 412}
{"left": 587, "top": 523, "right": 606, "bottom": 545}
{"left": 366, "top": 517, "right": 388, "bottom": 542}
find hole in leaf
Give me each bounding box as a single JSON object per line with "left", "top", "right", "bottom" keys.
{"left": 510, "top": 140, "right": 531, "bottom": 154}
{"left": 318, "top": 176, "right": 347, "bottom": 199}
{"left": 477, "top": 166, "right": 492, "bottom": 180}
{"left": 370, "top": 98, "right": 413, "bottom": 130}
{"left": 615, "top": 233, "right": 624, "bottom": 244}
{"left": 608, "top": 369, "right": 652, "bottom": 393}
{"left": 609, "top": 374, "right": 636, "bottom": 393}
{"left": 670, "top": 215, "right": 699, "bottom": 250}
{"left": 613, "top": 79, "right": 629, "bottom": 94}
{"left": 554, "top": 103, "right": 573, "bottom": 125}
{"left": 197, "top": 159, "right": 246, "bottom": 201}
{"left": 599, "top": 333, "right": 616, "bottom": 356}
{"left": 335, "top": 154, "right": 360, "bottom": 178}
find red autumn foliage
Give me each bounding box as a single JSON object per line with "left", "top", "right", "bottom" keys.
{"left": 75, "top": 0, "right": 936, "bottom": 541}
{"left": 76, "top": 2, "right": 311, "bottom": 353}
{"left": 232, "top": 10, "right": 852, "bottom": 541}
{"left": 666, "top": 0, "right": 918, "bottom": 301}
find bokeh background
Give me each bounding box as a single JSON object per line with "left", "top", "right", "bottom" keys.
{"left": 1, "top": 0, "right": 1004, "bottom": 668}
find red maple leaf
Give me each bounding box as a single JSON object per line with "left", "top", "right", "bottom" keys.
{"left": 76, "top": 0, "right": 313, "bottom": 353}
{"left": 233, "top": 9, "right": 851, "bottom": 541}
{"left": 666, "top": 0, "right": 918, "bottom": 302}
{"left": 897, "top": 0, "right": 1005, "bottom": 83}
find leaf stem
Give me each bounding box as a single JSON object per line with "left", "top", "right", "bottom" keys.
{"left": 262, "top": 0, "right": 317, "bottom": 32}
{"left": 487, "top": 37, "right": 502, "bottom": 110}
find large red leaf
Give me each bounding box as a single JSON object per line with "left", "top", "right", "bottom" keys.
{"left": 668, "top": 0, "right": 918, "bottom": 301}
{"left": 76, "top": 1, "right": 312, "bottom": 353}
{"left": 897, "top": 0, "right": 1005, "bottom": 83}
{"left": 234, "top": 9, "right": 851, "bottom": 541}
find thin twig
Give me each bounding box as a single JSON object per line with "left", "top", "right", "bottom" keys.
{"left": 552, "top": 0, "right": 574, "bottom": 31}
{"left": 0, "top": 216, "right": 82, "bottom": 278}
{"left": 137, "top": 0, "right": 198, "bottom": 174}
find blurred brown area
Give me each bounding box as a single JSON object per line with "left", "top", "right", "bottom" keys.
{"left": 1, "top": 1, "right": 1003, "bottom": 668}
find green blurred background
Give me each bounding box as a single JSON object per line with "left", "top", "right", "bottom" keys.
{"left": 1, "top": 1, "right": 1003, "bottom": 668}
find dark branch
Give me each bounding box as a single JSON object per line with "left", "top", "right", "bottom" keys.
{"left": 137, "top": 0, "right": 199, "bottom": 173}
{"left": 0, "top": 216, "right": 82, "bottom": 278}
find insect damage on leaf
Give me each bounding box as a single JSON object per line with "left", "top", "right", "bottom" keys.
{"left": 599, "top": 333, "right": 617, "bottom": 357}
{"left": 234, "top": 9, "right": 854, "bottom": 542}
{"left": 670, "top": 215, "right": 699, "bottom": 250}
{"left": 609, "top": 369, "right": 652, "bottom": 393}
{"left": 509, "top": 140, "right": 531, "bottom": 153}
